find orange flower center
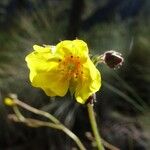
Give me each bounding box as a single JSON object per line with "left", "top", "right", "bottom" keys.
{"left": 59, "top": 55, "right": 83, "bottom": 79}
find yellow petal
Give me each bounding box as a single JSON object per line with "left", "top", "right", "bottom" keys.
{"left": 75, "top": 58, "right": 101, "bottom": 104}
{"left": 25, "top": 45, "right": 58, "bottom": 81}
{"left": 55, "top": 40, "right": 89, "bottom": 60}
{"left": 33, "top": 45, "right": 50, "bottom": 53}
{"left": 32, "top": 71, "right": 69, "bottom": 97}
{"left": 42, "top": 88, "right": 57, "bottom": 97}
{"left": 69, "top": 78, "right": 78, "bottom": 96}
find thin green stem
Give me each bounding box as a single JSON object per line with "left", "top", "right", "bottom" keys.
{"left": 61, "top": 125, "right": 86, "bottom": 150}
{"left": 14, "top": 99, "right": 60, "bottom": 124}
{"left": 12, "top": 98, "right": 86, "bottom": 150}
{"left": 87, "top": 103, "right": 104, "bottom": 150}
{"left": 13, "top": 105, "right": 25, "bottom": 121}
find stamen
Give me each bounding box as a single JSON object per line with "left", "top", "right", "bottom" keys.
{"left": 58, "top": 55, "right": 83, "bottom": 80}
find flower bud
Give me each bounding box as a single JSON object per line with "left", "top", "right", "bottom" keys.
{"left": 103, "top": 50, "right": 124, "bottom": 68}
{"left": 4, "top": 97, "right": 15, "bottom": 106}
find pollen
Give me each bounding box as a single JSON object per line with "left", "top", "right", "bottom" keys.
{"left": 59, "top": 55, "right": 83, "bottom": 79}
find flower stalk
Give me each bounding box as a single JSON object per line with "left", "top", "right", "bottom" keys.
{"left": 87, "top": 103, "right": 104, "bottom": 150}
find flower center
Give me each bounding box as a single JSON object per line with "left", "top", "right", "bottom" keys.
{"left": 59, "top": 55, "right": 83, "bottom": 79}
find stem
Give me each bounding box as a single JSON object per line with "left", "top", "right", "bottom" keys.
{"left": 101, "top": 138, "right": 120, "bottom": 150}
{"left": 13, "top": 106, "right": 25, "bottom": 121}
{"left": 87, "top": 103, "right": 104, "bottom": 150}
{"left": 61, "top": 125, "right": 86, "bottom": 150}
{"left": 12, "top": 98, "right": 86, "bottom": 150}
{"left": 14, "top": 99, "right": 60, "bottom": 124}
{"left": 8, "top": 114, "right": 60, "bottom": 129}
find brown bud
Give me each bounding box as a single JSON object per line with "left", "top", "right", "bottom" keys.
{"left": 103, "top": 50, "right": 124, "bottom": 68}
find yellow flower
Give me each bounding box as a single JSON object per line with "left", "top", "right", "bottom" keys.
{"left": 25, "top": 40, "right": 101, "bottom": 104}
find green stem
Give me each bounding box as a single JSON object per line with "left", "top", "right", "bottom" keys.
{"left": 87, "top": 103, "right": 104, "bottom": 150}
{"left": 61, "top": 125, "right": 86, "bottom": 150}
{"left": 13, "top": 98, "right": 86, "bottom": 150}
{"left": 14, "top": 99, "right": 60, "bottom": 124}
{"left": 13, "top": 105, "right": 25, "bottom": 122}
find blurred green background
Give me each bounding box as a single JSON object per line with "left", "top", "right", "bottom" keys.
{"left": 0, "top": 0, "right": 150, "bottom": 149}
